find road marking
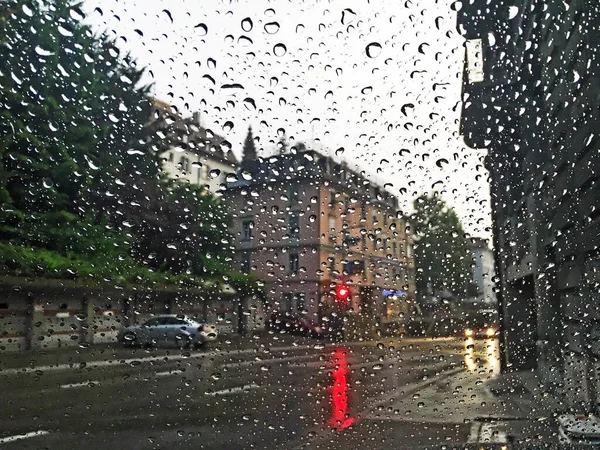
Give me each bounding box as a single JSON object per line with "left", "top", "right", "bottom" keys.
{"left": 59, "top": 380, "right": 100, "bottom": 389}
{"left": 468, "top": 422, "right": 482, "bottom": 442}
{"left": 205, "top": 383, "right": 260, "bottom": 396}
{"left": 221, "top": 353, "right": 318, "bottom": 369}
{"left": 478, "top": 423, "right": 508, "bottom": 443}
{"left": 0, "top": 337, "right": 457, "bottom": 376}
{"left": 155, "top": 369, "right": 183, "bottom": 377}
{"left": 0, "top": 430, "right": 50, "bottom": 444}
{"left": 0, "top": 343, "right": 337, "bottom": 376}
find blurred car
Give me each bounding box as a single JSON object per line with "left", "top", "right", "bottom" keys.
{"left": 463, "top": 325, "right": 498, "bottom": 339}
{"left": 268, "top": 312, "right": 324, "bottom": 339}
{"left": 119, "top": 315, "right": 209, "bottom": 349}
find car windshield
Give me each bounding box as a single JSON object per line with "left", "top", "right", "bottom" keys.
{"left": 1, "top": 0, "right": 598, "bottom": 449}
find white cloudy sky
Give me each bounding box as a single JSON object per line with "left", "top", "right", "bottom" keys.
{"left": 83, "top": 0, "right": 492, "bottom": 239}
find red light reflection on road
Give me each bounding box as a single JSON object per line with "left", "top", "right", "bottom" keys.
{"left": 329, "top": 347, "right": 355, "bottom": 430}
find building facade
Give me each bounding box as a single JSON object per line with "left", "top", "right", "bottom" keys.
{"left": 466, "top": 237, "right": 496, "bottom": 306}
{"left": 152, "top": 100, "right": 238, "bottom": 194}
{"left": 458, "top": 1, "right": 600, "bottom": 413}
{"left": 226, "top": 150, "right": 416, "bottom": 329}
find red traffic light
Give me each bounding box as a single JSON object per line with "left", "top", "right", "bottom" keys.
{"left": 335, "top": 284, "right": 350, "bottom": 302}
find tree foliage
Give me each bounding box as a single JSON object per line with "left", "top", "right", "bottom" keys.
{"left": 410, "top": 193, "right": 473, "bottom": 299}
{"left": 0, "top": 0, "right": 245, "bottom": 289}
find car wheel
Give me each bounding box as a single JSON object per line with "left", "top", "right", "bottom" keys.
{"left": 122, "top": 331, "right": 137, "bottom": 347}
{"left": 176, "top": 335, "right": 191, "bottom": 350}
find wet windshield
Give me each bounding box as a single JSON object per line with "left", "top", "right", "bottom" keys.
{"left": 1, "top": 0, "right": 598, "bottom": 449}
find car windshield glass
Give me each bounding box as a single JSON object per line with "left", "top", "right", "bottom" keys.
{"left": 1, "top": 0, "right": 597, "bottom": 449}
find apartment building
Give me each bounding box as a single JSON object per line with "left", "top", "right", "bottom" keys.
{"left": 226, "top": 149, "right": 415, "bottom": 327}
{"left": 151, "top": 99, "right": 238, "bottom": 193}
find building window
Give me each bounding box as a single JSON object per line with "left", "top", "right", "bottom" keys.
{"left": 241, "top": 252, "right": 251, "bottom": 274}
{"left": 393, "top": 242, "right": 398, "bottom": 257}
{"left": 283, "top": 293, "right": 293, "bottom": 312}
{"left": 289, "top": 213, "right": 300, "bottom": 241}
{"left": 288, "top": 185, "right": 299, "bottom": 203}
{"left": 329, "top": 215, "right": 336, "bottom": 238}
{"left": 407, "top": 243, "right": 413, "bottom": 258}
{"left": 180, "top": 156, "right": 191, "bottom": 173}
{"left": 289, "top": 253, "right": 299, "bottom": 275}
{"left": 328, "top": 256, "right": 336, "bottom": 274}
{"left": 242, "top": 220, "right": 253, "bottom": 241}
{"left": 168, "top": 152, "right": 174, "bottom": 162}
{"left": 329, "top": 190, "right": 336, "bottom": 205}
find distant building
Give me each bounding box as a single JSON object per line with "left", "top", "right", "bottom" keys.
{"left": 466, "top": 237, "right": 496, "bottom": 306}
{"left": 151, "top": 100, "right": 238, "bottom": 193}
{"left": 226, "top": 149, "right": 416, "bottom": 328}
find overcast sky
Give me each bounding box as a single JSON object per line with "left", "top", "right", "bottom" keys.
{"left": 83, "top": 0, "right": 492, "bottom": 240}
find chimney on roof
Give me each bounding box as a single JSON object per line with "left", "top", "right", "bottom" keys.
{"left": 193, "top": 111, "right": 201, "bottom": 126}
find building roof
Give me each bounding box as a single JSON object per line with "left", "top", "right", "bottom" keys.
{"left": 229, "top": 148, "right": 401, "bottom": 213}
{"left": 150, "top": 99, "right": 238, "bottom": 166}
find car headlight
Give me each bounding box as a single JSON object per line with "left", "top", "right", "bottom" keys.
{"left": 486, "top": 328, "right": 496, "bottom": 336}
{"left": 464, "top": 329, "right": 473, "bottom": 336}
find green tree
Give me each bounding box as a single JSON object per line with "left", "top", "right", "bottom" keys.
{"left": 0, "top": 0, "right": 160, "bottom": 217}
{"left": 410, "top": 193, "right": 473, "bottom": 299}
{"left": 240, "top": 126, "right": 257, "bottom": 171}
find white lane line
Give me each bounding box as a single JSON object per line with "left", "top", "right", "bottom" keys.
{"left": 205, "top": 383, "right": 260, "bottom": 396}
{"left": 0, "top": 344, "right": 329, "bottom": 376}
{"left": 478, "top": 423, "right": 508, "bottom": 443}
{"left": 155, "top": 369, "right": 183, "bottom": 377}
{"left": 221, "top": 353, "right": 319, "bottom": 369}
{"left": 0, "top": 430, "right": 50, "bottom": 444}
{"left": 467, "top": 422, "right": 482, "bottom": 443}
{"left": 59, "top": 380, "right": 100, "bottom": 389}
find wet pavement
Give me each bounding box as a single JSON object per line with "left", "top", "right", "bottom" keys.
{"left": 0, "top": 336, "right": 559, "bottom": 449}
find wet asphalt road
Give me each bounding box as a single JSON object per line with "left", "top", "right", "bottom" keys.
{"left": 0, "top": 337, "right": 553, "bottom": 449}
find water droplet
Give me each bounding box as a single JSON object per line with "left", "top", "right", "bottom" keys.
{"left": 335, "top": 147, "right": 345, "bottom": 156}
{"left": 226, "top": 174, "right": 238, "bottom": 183}
{"left": 69, "top": 7, "right": 85, "bottom": 21}
{"left": 372, "top": 364, "right": 383, "bottom": 371}
{"left": 195, "top": 23, "right": 208, "bottom": 36}
{"left": 42, "top": 178, "right": 54, "bottom": 189}
{"left": 222, "top": 121, "right": 234, "bottom": 132}
{"left": 243, "top": 97, "right": 256, "bottom": 110}
{"left": 377, "top": 342, "right": 385, "bottom": 350}
{"left": 209, "top": 169, "right": 221, "bottom": 179}
{"left": 401, "top": 103, "right": 414, "bottom": 116}
{"left": 273, "top": 43, "right": 287, "bottom": 57}
{"left": 309, "top": 215, "right": 316, "bottom": 223}
{"left": 35, "top": 46, "right": 54, "bottom": 57}
{"left": 22, "top": 4, "right": 34, "bottom": 16}
{"left": 238, "top": 35, "right": 253, "bottom": 46}
{"left": 361, "top": 86, "right": 373, "bottom": 95}
{"left": 241, "top": 17, "right": 253, "bottom": 32}
{"left": 260, "top": 365, "right": 269, "bottom": 372}
{"left": 161, "top": 9, "right": 173, "bottom": 23}
{"left": 365, "top": 42, "right": 382, "bottom": 58}
{"left": 436, "top": 158, "right": 449, "bottom": 168}
{"left": 264, "top": 22, "right": 280, "bottom": 34}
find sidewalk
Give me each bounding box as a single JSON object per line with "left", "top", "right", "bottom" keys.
{"left": 485, "top": 369, "right": 563, "bottom": 416}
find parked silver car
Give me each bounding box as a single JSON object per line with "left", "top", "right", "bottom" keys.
{"left": 120, "top": 315, "right": 216, "bottom": 349}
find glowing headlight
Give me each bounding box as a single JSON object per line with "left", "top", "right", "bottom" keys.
{"left": 464, "top": 329, "right": 473, "bottom": 336}
{"left": 486, "top": 328, "right": 496, "bottom": 336}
